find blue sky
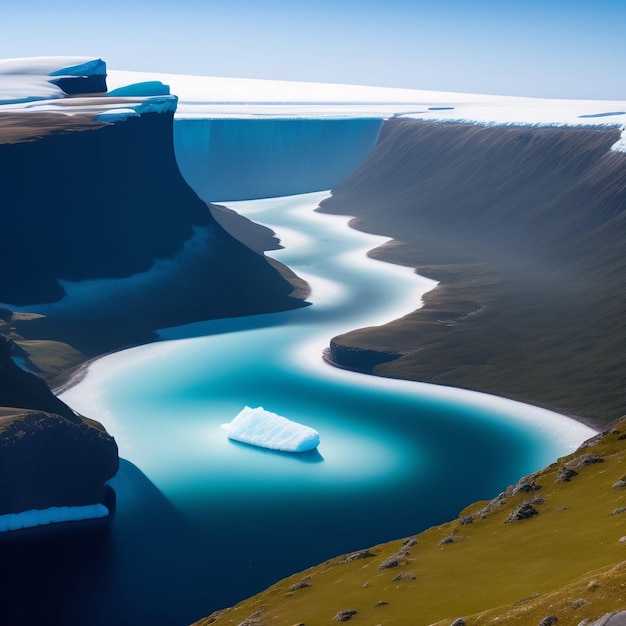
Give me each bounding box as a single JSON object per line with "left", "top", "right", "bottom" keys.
{"left": 2, "top": 0, "right": 625, "bottom": 99}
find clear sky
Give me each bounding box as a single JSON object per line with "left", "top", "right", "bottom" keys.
{"left": 2, "top": 0, "right": 625, "bottom": 100}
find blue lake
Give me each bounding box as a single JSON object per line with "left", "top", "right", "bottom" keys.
{"left": 60, "top": 191, "right": 595, "bottom": 626}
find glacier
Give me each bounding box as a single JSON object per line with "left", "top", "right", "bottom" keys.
{"left": 173, "top": 117, "right": 383, "bottom": 201}
{"left": 221, "top": 406, "right": 320, "bottom": 452}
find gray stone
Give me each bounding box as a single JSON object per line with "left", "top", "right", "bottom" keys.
{"left": 587, "top": 611, "right": 626, "bottom": 625}
{"left": 333, "top": 610, "right": 357, "bottom": 621}
{"left": 505, "top": 503, "right": 539, "bottom": 523}
{"left": 339, "top": 549, "right": 375, "bottom": 563}
{"left": 556, "top": 468, "right": 578, "bottom": 482}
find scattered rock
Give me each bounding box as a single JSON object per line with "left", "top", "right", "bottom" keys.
{"left": 377, "top": 544, "right": 411, "bottom": 570}
{"left": 611, "top": 507, "right": 626, "bottom": 516}
{"left": 531, "top": 496, "right": 545, "bottom": 505}
{"left": 403, "top": 536, "right": 418, "bottom": 547}
{"left": 439, "top": 534, "right": 462, "bottom": 545}
{"left": 505, "top": 503, "right": 539, "bottom": 523}
{"left": 289, "top": 577, "right": 311, "bottom": 591}
{"left": 459, "top": 515, "right": 474, "bottom": 525}
{"left": 576, "top": 455, "right": 605, "bottom": 467}
{"left": 361, "top": 582, "right": 370, "bottom": 588}
{"left": 612, "top": 477, "right": 626, "bottom": 488}
{"left": 587, "top": 611, "right": 626, "bottom": 625}
{"left": 392, "top": 572, "right": 416, "bottom": 582}
{"left": 513, "top": 593, "right": 541, "bottom": 607}
{"left": 339, "top": 549, "right": 375, "bottom": 563}
{"left": 586, "top": 580, "right": 600, "bottom": 592}
{"left": 619, "top": 536, "right": 626, "bottom": 543}
{"left": 333, "top": 610, "right": 357, "bottom": 622}
{"left": 513, "top": 480, "right": 542, "bottom": 495}
{"left": 556, "top": 468, "right": 578, "bottom": 482}
{"left": 373, "top": 601, "right": 388, "bottom": 607}
{"left": 478, "top": 492, "right": 508, "bottom": 518}
{"left": 451, "top": 619, "right": 466, "bottom": 626}
{"left": 571, "top": 598, "right": 590, "bottom": 609}
{"left": 538, "top": 616, "right": 558, "bottom": 625}
{"left": 237, "top": 614, "right": 264, "bottom": 626}
{"left": 580, "top": 431, "right": 609, "bottom": 447}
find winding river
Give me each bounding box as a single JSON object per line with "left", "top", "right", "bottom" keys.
{"left": 60, "top": 191, "right": 595, "bottom": 626}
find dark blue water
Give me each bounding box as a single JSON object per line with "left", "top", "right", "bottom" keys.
{"left": 60, "top": 192, "right": 594, "bottom": 626}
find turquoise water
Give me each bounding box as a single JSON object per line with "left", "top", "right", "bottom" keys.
{"left": 60, "top": 191, "right": 595, "bottom": 625}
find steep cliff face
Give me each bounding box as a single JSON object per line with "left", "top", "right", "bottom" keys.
{"left": 0, "top": 408, "right": 118, "bottom": 515}
{"left": 0, "top": 336, "right": 118, "bottom": 516}
{"left": 320, "top": 120, "right": 626, "bottom": 424}
{"left": 323, "top": 120, "right": 625, "bottom": 268}
{"left": 0, "top": 110, "right": 206, "bottom": 304}
{"left": 0, "top": 109, "right": 306, "bottom": 356}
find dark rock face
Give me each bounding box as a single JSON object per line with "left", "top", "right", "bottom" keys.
{"left": 0, "top": 409, "right": 118, "bottom": 515}
{"left": 0, "top": 110, "right": 207, "bottom": 304}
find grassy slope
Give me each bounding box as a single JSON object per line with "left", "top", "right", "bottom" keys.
{"left": 195, "top": 422, "right": 626, "bottom": 626}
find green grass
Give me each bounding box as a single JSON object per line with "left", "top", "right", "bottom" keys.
{"left": 194, "top": 423, "right": 626, "bottom": 626}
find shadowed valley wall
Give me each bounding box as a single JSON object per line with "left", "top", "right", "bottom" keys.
{"left": 0, "top": 110, "right": 305, "bottom": 355}
{"left": 320, "top": 119, "right": 626, "bottom": 425}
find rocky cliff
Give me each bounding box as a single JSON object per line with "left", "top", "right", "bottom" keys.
{"left": 0, "top": 408, "right": 118, "bottom": 515}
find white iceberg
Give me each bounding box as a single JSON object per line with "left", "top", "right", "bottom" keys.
{"left": 221, "top": 406, "right": 320, "bottom": 452}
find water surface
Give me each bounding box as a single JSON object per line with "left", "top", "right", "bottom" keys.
{"left": 60, "top": 191, "right": 595, "bottom": 626}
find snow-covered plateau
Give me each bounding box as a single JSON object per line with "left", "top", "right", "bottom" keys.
{"left": 0, "top": 56, "right": 624, "bottom": 152}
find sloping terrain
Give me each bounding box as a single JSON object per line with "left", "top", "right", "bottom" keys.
{"left": 320, "top": 120, "right": 626, "bottom": 425}
{"left": 195, "top": 420, "right": 626, "bottom": 626}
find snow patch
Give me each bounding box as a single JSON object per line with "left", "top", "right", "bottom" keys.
{"left": 611, "top": 127, "right": 626, "bottom": 153}
{"left": 0, "top": 503, "right": 109, "bottom": 532}
{"left": 221, "top": 406, "right": 320, "bottom": 452}
{"left": 0, "top": 56, "right": 105, "bottom": 105}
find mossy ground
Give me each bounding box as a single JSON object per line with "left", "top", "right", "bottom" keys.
{"left": 195, "top": 424, "right": 626, "bottom": 626}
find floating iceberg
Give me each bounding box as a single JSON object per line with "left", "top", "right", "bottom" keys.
{"left": 0, "top": 503, "right": 109, "bottom": 532}
{"left": 221, "top": 406, "right": 320, "bottom": 452}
